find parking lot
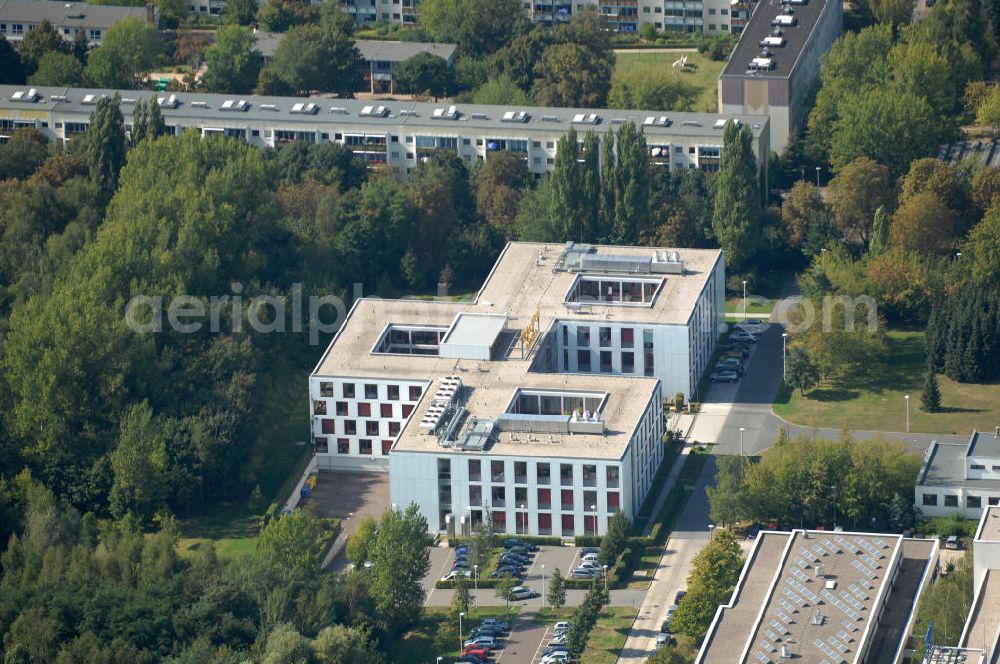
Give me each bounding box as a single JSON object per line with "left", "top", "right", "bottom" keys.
{"left": 425, "top": 544, "right": 596, "bottom": 663}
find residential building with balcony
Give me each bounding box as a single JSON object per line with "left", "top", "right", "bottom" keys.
{"left": 0, "top": 85, "right": 770, "bottom": 180}
{"left": 0, "top": 0, "right": 154, "bottom": 46}
{"left": 718, "top": 0, "right": 842, "bottom": 153}
{"left": 309, "top": 242, "right": 725, "bottom": 536}
{"left": 916, "top": 430, "right": 1000, "bottom": 520}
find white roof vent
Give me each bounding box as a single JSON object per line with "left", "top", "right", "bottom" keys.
{"left": 190, "top": 101, "right": 209, "bottom": 109}
{"left": 572, "top": 113, "right": 600, "bottom": 125}
{"left": 359, "top": 104, "right": 390, "bottom": 118}
{"left": 329, "top": 107, "right": 348, "bottom": 115}
{"left": 10, "top": 89, "right": 40, "bottom": 102}
{"left": 290, "top": 102, "right": 319, "bottom": 115}
{"left": 431, "top": 105, "right": 460, "bottom": 120}
{"left": 157, "top": 94, "right": 179, "bottom": 109}
{"left": 540, "top": 115, "right": 560, "bottom": 123}
{"left": 260, "top": 103, "right": 279, "bottom": 111}
{"left": 644, "top": 116, "right": 671, "bottom": 127}
{"left": 501, "top": 110, "right": 530, "bottom": 123}
{"left": 220, "top": 99, "right": 250, "bottom": 112}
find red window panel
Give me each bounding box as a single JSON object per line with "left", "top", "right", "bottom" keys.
{"left": 537, "top": 488, "right": 551, "bottom": 509}
{"left": 538, "top": 513, "right": 552, "bottom": 533}
{"left": 492, "top": 510, "right": 507, "bottom": 531}
{"left": 357, "top": 402, "right": 371, "bottom": 417}
{"left": 321, "top": 419, "right": 336, "bottom": 434}
{"left": 607, "top": 492, "right": 621, "bottom": 513}
{"left": 402, "top": 404, "right": 414, "bottom": 417}
{"left": 380, "top": 403, "right": 393, "bottom": 418}
{"left": 621, "top": 328, "right": 634, "bottom": 348}
{"left": 561, "top": 514, "right": 575, "bottom": 535}
{"left": 381, "top": 440, "right": 393, "bottom": 455}
{"left": 561, "top": 489, "right": 574, "bottom": 510}
{"left": 337, "top": 438, "right": 349, "bottom": 454}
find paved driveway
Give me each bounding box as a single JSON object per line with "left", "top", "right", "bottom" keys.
{"left": 308, "top": 470, "right": 389, "bottom": 572}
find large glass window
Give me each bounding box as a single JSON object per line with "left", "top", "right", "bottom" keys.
{"left": 607, "top": 466, "right": 620, "bottom": 488}
{"left": 536, "top": 463, "right": 550, "bottom": 485}
{"left": 560, "top": 464, "right": 573, "bottom": 486}
{"left": 577, "top": 350, "right": 592, "bottom": 372}
{"left": 561, "top": 514, "right": 575, "bottom": 536}
{"left": 320, "top": 382, "right": 334, "bottom": 397}
{"left": 537, "top": 488, "right": 551, "bottom": 509}
{"left": 322, "top": 420, "right": 336, "bottom": 434}
{"left": 561, "top": 489, "right": 574, "bottom": 510}
{"left": 599, "top": 327, "right": 612, "bottom": 347}
{"left": 491, "top": 460, "right": 505, "bottom": 483}
{"left": 359, "top": 439, "right": 372, "bottom": 455}
{"left": 469, "top": 485, "right": 482, "bottom": 506}
{"left": 514, "top": 461, "right": 528, "bottom": 484}
{"left": 621, "top": 328, "right": 634, "bottom": 348}
{"left": 577, "top": 327, "right": 591, "bottom": 346}
{"left": 945, "top": 495, "right": 958, "bottom": 507}
{"left": 600, "top": 350, "right": 613, "bottom": 373}
{"left": 491, "top": 486, "right": 506, "bottom": 508}
{"left": 968, "top": 495, "right": 982, "bottom": 508}
{"left": 365, "top": 384, "right": 378, "bottom": 399}
{"left": 539, "top": 513, "right": 552, "bottom": 535}
{"left": 583, "top": 465, "right": 597, "bottom": 487}
{"left": 469, "top": 459, "right": 481, "bottom": 482}
{"left": 622, "top": 352, "right": 635, "bottom": 373}
{"left": 343, "top": 383, "right": 355, "bottom": 398}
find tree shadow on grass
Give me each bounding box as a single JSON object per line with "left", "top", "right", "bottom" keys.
{"left": 805, "top": 388, "right": 859, "bottom": 402}
{"left": 936, "top": 406, "right": 987, "bottom": 414}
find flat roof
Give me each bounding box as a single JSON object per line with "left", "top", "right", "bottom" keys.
{"left": 976, "top": 506, "right": 1000, "bottom": 542}
{"left": 919, "top": 441, "right": 1000, "bottom": 490}
{"left": 253, "top": 32, "right": 458, "bottom": 63}
{"left": 700, "top": 530, "right": 935, "bottom": 664}
{"left": 0, "top": 85, "right": 769, "bottom": 141}
{"left": 968, "top": 430, "right": 1000, "bottom": 458}
{"left": 441, "top": 313, "right": 506, "bottom": 348}
{"left": 721, "top": 0, "right": 830, "bottom": 79}
{"left": 961, "top": 570, "right": 1000, "bottom": 656}
{"left": 0, "top": 0, "right": 146, "bottom": 28}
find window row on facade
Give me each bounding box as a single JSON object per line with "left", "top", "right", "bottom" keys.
{"left": 314, "top": 437, "right": 393, "bottom": 456}
{"left": 921, "top": 493, "right": 1000, "bottom": 508}
{"left": 318, "top": 417, "right": 403, "bottom": 437}
{"left": 464, "top": 458, "right": 620, "bottom": 488}
{"left": 317, "top": 380, "right": 423, "bottom": 401}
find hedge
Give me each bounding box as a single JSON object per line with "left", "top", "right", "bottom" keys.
{"left": 447, "top": 534, "right": 563, "bottom": 548}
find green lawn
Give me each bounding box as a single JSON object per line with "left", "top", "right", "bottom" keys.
{"left": 386, "top": 607, "right": 523, "bottom": 664}
{"left": 774, "top": 330, "right": 1000, "bottom": 434}
{"left": 725, "top": 297, "right": 775, "bottom": 316}
{"left": 612, "top": 51, "right": 723, "bottom": 112}
{"left": 176, "top": 536, "right": 257, "bottom": 561}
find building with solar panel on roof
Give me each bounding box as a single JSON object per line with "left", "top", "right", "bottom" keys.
{"left": 697, "top": 529, "right": 940, "bottom": 664}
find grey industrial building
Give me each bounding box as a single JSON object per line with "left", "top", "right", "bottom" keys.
{"left": 718, "top": 0, "right": 842, "bottom": 153}
{"left": 0, "top": 0, "right": 153, "bottom": 46}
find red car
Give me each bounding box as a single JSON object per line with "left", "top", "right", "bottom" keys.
{"left": 463, "top": 646, "right": 490, "bottom": 659}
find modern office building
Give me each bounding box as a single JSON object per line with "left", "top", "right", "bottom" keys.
{"left": 957, "top": 505, "right": 1000, "bottom": 662}
{"left": 0, "top": 0, "right": 153, "bottom": 46}
{"left": 718, "top": 0, "right": 842, "bottom": 153}
{"left": 309, "top": 241, "right": 725, "bottom": 536}
{"left": 698, "top": 529, "right": 939, "bottom": 664}
{"left": 0, "top": 85, "right": 770, "bottom": 179}
{"left": 252, "top": 33, "right": 457, "bottom": 94}
{"left": 916, "top": 430, "right": 1000, "bottom": 520}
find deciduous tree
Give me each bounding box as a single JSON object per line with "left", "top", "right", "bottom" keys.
{"left": 784, "top": 346, "right": 819, "bottom": 394}
{"left": 28, "top": 51, "right": 83, "bottom": 86}
{"left": 712, "top": 121, "right": 760, "bottom": 270}
{"left": 394, "top": 52, "right": 450, "bottom": 98}
{"left": 826, "top": 157, "right": 894, "bottom": 251}
{"left": 202, "top": 25, "right": 262, "bottom": 94}
{"left": 85, "top": 17, "right": 160, "bottom": 88}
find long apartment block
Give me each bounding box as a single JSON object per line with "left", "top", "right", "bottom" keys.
{"left": 309, "top": 242, "right": 725, "bottom": 536}
{"left": 0, "top": 86, "right": 769, "bottom": 179}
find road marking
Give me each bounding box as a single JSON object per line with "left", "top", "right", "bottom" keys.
{"left": 528, "top": 624, "right": 552, "bottom": 664}
{"left": 425, "top": 548, "right": 453, "bottom": 602}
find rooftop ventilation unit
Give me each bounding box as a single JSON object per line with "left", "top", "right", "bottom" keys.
{"left": 714, "top": 118, "right": 728, "bottom": 129}
{"left": 681, "top": 120, "right": 702, "bottom": 127}
{"left": 190, "top": 101, "right": 209, "bottom": 109}
{"left": 501, "top": 110, "right": 530, "bottom": 123}
{"left": 329, "top": 107, "right": 348, "bottom": 115}
{"left": 771, "top": 14, "right": 797, "bottom": 25}
{"left": 572, "top": 113, "right": 600, "bottom": 125}
{"left": 540, "top": 115, "right": 560, "bottom": 123}
{"left": 121, "top": 97, "right": 136, "bottom": 104}
{"left": 431, "top": 105, "right": 459, "bottom": 120}
{"left": 761, "top": 36, "right": 786, "bottom": 47}
{"left": 399, "top": 109, "right": 418, "bottom": 116}
{"left": 291, "top": 102, "right": 319, "bottom": 115}
{"left": 156, "top": 94, "right": 179, "bottom": 109}
{"left": 260, "top": 103, "right": 279, "bottom": 111}
{"left": 360, "top": 104, "right": 389, "bottom": 118}
{"left": 221, "top": 99, "right": 250, "bottom": 112}
{"left": 49, "top": 94, "right": 68, "bottom": 102}
{"left": 749, "top": 57, "right": 775, "bottom": 72}
{"left": 644, "top": 116, "right": 672, "bottom": 127}
{"left": 470, "top": 112, "right": 489, "bottom": 120}
{"left": 610, "top": 117, "right": 628, "bottom": 125}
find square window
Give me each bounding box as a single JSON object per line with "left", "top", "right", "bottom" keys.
{"left": 313, "top": 401, "right": 327, "bottom": 415}
{"left": 381, "top": 439, "right": 392, "bottom": 455}
{"left": 402, "top": 403, "right": 414, "bottom": 417}
{"left": 321, "top": 419, "right": 336, "bottom": 434}
{"left": 320, "top": 382, "right": 334, "bottom": 397}
{"left": 335, "top": 401, "right": 348, "bottom": 416}
{"left": 365, "top": 384, "right": 378, "bottom": 399}
{"left": 561, "top": 514, "right": 575, "bottom": 536}
{"left": 381, "top": 403, "right": 393, "bottom": 417}
{"left": 989, "top": 496, "right": 1000, "bottom": 506}
{"left": 366, "top": 421, "right": 379, "bottom": 436}
{"left": 967, "top": 495, "right": 982, "bottom": 508}
{"left": 388, "top": 421, "right": 400, "bottom": 436}
{"left": 536, "top": 463, "right": 550, "bottom": 485}
{"left": 387, "top": 385, "right": 400, "bottom": 400}
{"left": 358, "top": 402, "right": 371, "bottom": 417}
{"left": 343, "top": 383, "right": 355, "bottom": 398}
{"left": 409, "top": 385, "right": 423, "bottom": 400}
{"left": 577, "top": 327, "right": 591, "bottom": 346}
{"left": 337, "top": 438, "right": 350, "bottom": 454}
{"left": 944, "top": 495, "right": 958, "bottom": 507}
{"left": 492, "top": 460, "right": 505, "bottom": 483}
{"left": 359, "top": 439, "right": 372, "bottom": 455}
{"left": 344, "top": 420, "right": 356, "bottom": 435}
{"left": 313, "top": 437, "right": 328, "bottom": 453}
{"left": 469, "top": 459, "right": 482, "bottom": 482}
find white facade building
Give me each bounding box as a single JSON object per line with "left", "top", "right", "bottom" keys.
{"left": 309, "top": 242, "right": 725, "bottom": 535}
{"left": 916, "top": 430, "right": 1000, "bottom": 519}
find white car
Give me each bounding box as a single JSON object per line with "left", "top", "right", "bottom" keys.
{"left": 510, "top": 585, "right": 538, "bottom": 600}
{"left": 582, "top": 552, "right": 599, "bottom": 562}
{"left": 441, "top": 569, "right": 472, "bottom": 581}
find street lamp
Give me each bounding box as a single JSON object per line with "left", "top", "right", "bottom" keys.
{"left": 473, "top": 564, "right": 478, "bottom": 597}
{"left": 904, "top": 395, "right": 910, "bottom": 433}
{"left": 739, "top": 427, "right": 746, "bottom": 460}
{"left": 815, "top": 166, "right": 821, "bottom": 187}
{"left": 590, "top": 504, "right": 598, "bottom": 536}
{"left": 437, "top": 657, "right": 443, "bottom": 664}
{"left": 519, "top": 503, "right": 526, "bottom": 535}
{"left": 603, "top": 564, "right": 608, "bottom": 592}
{"left": 458, "top": 612, "right": 465, "bottom": 653}
{"left": 781, "top": 332, "right": 788, "bottom": 380}
{"left": 742, "top": 280, "right": 748, "bottom": 320}
{"left": 708, "top": 524, "right": 715, "bottom": 540}
{"left": 541, "top": 564, "right": 546, "bottom": 606}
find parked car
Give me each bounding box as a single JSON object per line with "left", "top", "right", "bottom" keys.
{"left": 480, "top": 618, "right": 510, "bottom": 633}
{"left": 710, "top": 370, "right": 740, "bottom": 383}
{"left": 463, "top": 636, "right": 496, "bottom": 649}
{"left": 462, "top": 646, "right": 490, "bottom": 660}
{"left": 667, "top": 604, "right": 679, "bottom": 618}
{"left": 730, "top": 332, "right": 758, "bottom": 343}
{"left": 571, "top": 567, "right": 597, "bottom": 579}
{"left": 442, "top": 569, "right": 473, "bottom": 581}
{"left": 716, "top": 359, "right": 743, "bottom": 375}
{"left": 500, "top": 552, "right": 530, "bottom": 564}
{"left": 456, "top": 655, "right": 486, "bottom": 664}
{"left": 945, "top": 535, "right": 961, "bottom": 549}
{"left": 674, "top": 590, "right": 687, "bottom": 604}
{"left": 505, "top": 539, "right": 539, "bottom": 551}
{"left": 736, "top": 319, "right": 766, "bottom": 333}
{"left": 506, "top": 546, "right": 532, "bottom": 557}
{"left": 656, "top": 632, "right": 673, "bottom": 649}
{"left": 542, "top": 651, "right": 571, "bottom": 663}
{"left": 581, "top": 552, "right": 599, "bottom": 562}
{"left": 580, "top": 547, "right": 599, "bottom": 555}
{"left": 510, "top": 585, "right": 538, "bottom": 600}
{"left": 661, "top": 619, "right": 673, "bottom": 633}
{"left": 455, "top": 544, "right": 470, "bottom": 555}
{"left": 554, "top": 621, "right": 573, "bottom": 632}
{"left": 548, "top": 635, "right": 567, "bottom": 646}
